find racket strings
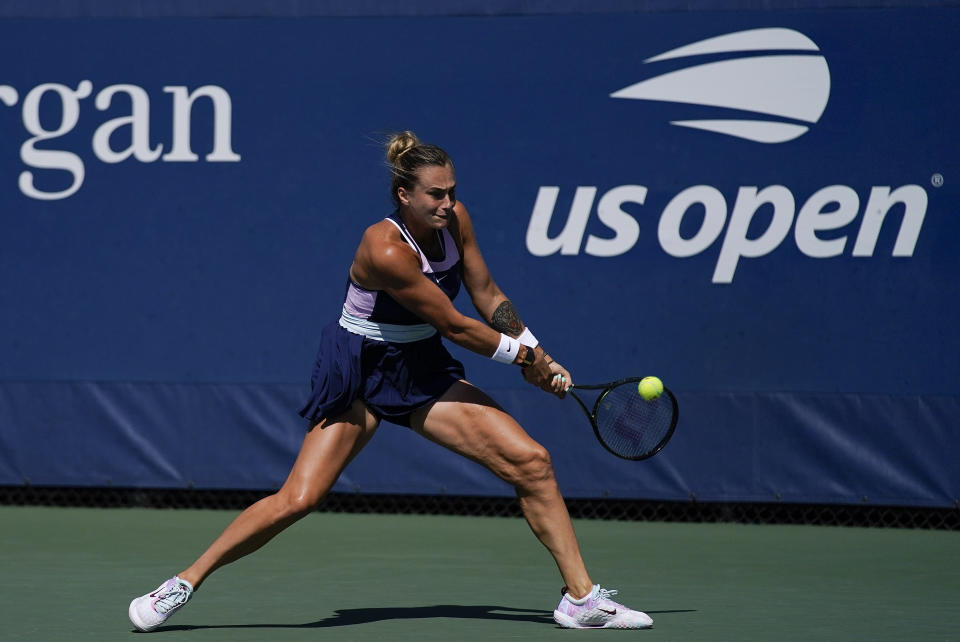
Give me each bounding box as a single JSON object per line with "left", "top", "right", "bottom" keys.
{"left": 594, "top": 384, "right": 674, "bottom": 458}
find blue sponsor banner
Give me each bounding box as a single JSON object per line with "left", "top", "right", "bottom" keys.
{"left": 1, "top": 6, "right": 957, "bottom": 506}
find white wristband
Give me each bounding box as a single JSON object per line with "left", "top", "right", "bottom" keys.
{"left": 491, "top": 333, "right": 522, "bottom": 364}
{"left": 518, "top": 327, "right": 538, "bottom": 348}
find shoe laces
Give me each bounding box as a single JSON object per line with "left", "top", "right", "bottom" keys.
{"left": 596, "top": 587, "right": 619, "bottom": 601}
{"left": 595, "top": 586, "right": 627, "bottom": 609}
{"left": 153, "top": 582, "right": 190, "bottom": 614}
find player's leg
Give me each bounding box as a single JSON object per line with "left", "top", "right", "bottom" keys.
{"left": 179, "top": 399, "right": 380, "bottom": 587}
{"left": 409, "top": 381, "right": 652, "bottom": 630}
{"left": 128, "top": 399, "right": 380, "bottom": 632}
{"left": 408, "top": 380, "right": 592, "bottom": 597}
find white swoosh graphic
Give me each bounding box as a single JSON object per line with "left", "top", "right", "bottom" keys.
{"left": 613, "top": 28, "right": 831, "bottom": 143}
{"left": 645, "top": 27, "right": 819, "bottom": 62}
{"left": 611, "top": 55, "right": 830, "bottom": 123}
{"left": 670, "top": 120, "right": 810, "bottom": 143}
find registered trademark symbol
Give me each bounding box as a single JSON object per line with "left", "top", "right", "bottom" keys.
{"left": 931, "top": 173, "right": 944, "bottom": 187}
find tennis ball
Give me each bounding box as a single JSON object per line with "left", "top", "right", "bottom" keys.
{"left": 638, "top": 376, "right": 664, "bottom": 401}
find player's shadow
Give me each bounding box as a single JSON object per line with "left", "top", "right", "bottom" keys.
{"left": 306, "top": 604, "right": 556, "bottom": 627}
{"left": 149, "top": 605, "right": 695, "bottom": 633}
{"left": 150, "top": 604, "right": 554, "bottom": 631}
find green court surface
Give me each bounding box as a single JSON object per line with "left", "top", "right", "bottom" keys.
{"left": 3, "top": 506, "right": 958, "bottom": 641}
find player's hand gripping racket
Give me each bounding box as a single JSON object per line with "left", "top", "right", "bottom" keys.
{"left": 568, "top": 378, "right": 679, "bottom": 461}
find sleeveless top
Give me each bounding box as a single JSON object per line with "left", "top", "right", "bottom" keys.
{"left": 339, "top": 212, "right": 462, "bottom": 342}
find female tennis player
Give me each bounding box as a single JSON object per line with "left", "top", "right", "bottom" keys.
{"left": 128, "top": 132, "right": 653, "bottom": 631}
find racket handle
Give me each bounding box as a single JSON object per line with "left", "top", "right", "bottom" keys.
{"left": 569, "top": 383, "right": 608, "bottom": 391}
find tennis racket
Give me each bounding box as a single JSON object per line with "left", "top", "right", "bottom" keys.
{"left": 568, "top": 377, "right": 679, "bottom": 461}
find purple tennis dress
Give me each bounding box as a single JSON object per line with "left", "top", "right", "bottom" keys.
{"left": 298, "top": 212, "right": 466, "bottom": 427}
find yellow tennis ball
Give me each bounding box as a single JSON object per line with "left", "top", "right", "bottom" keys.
{"left": 638, "top": 376, "right": 664, "bottom": 401}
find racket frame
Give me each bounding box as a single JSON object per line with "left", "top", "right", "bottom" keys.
{"left": 569, "top": 377, "right": 679, "bottom": 461}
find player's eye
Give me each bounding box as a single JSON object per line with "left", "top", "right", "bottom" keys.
{"left": 427, "top": 188, "right": 455, "bottom": 202}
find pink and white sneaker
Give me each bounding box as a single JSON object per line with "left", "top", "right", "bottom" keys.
{"left": 128, "top": 576, "right": 194, "bottom": 632}
{"left": 553, "top": 584, "right": 653, "bottom": 629}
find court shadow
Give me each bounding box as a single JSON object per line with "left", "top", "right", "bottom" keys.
{"left": 150, "top": 604, "right": 555, "bottom": 632}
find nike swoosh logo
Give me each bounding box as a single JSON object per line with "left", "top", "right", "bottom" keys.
{"left": 599, "top": 608, "right": 617, "bottom": 615}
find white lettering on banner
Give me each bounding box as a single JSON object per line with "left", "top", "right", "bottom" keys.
{"left": 163, "top": 86, "right": 241, "bottom": 162}
{"left": 526, "top": 186, "right": 596, "bottom": 256}
{"left": 588, "top": 185, "right": 645, "bottom": 257}
{"left": 526, "top": 184, "right": 928, "bottom": 283}
{"left": 853, "top": 186, "right": 928, "bottom": 256}
{"left": 794, "top": 185, "right": 860, "bottom": 258}
{"left": 658, "top": 185, "right": 727, "bottom": 257}
{"left": 526, "top": 185, "right": 645, "bottom": 258}
{"left": 714, "top": 186, "right": 795, "bottom": 283}
{"left": 20, "top": 81, "right": 92, "bottom": 200}
{"left": 0, "top": 86, "right": 17, "bottom": 106}
{"left": 0, "top": 80, "right": 241, "bottom": 200}
{"left": 93, "top": 84, "right": 163, "bottom": 163}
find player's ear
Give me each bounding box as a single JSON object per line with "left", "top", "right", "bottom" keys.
{"left": 397, "top": 186, "right": 410, "bottom": 206}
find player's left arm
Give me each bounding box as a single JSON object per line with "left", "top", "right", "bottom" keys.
{"left": 453, "top": 202, "right": 571, "bottom": 395}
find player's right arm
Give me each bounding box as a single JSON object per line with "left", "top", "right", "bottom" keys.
{"left": 350, "top": 223, "right": 524, "bottom": 362}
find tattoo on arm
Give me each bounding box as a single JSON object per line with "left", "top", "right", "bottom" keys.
{"left": 491, "top": 300, "right": 524, "bottom": 337}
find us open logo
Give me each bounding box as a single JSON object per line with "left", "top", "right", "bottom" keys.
{"left": 527, "top": 27, "right": 928, "bottom": 281}
{"left": 611, "top": 27, "right": 830, "bottom": 143}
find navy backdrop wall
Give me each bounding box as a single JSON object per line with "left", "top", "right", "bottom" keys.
{"left": 1, "top": 2, "right": 957, "bottom": 507}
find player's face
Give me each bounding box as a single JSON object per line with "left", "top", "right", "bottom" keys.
{"left": 399, "top": 163, "right": 456, "bottom": 230}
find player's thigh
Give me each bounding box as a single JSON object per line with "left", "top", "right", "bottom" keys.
{"left": 409, "top": 380, "right": 549, "bottom": 481}
{"left": 282, "top": 399, "right": 380, "bottom": 502}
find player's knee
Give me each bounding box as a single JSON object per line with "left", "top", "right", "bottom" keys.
{"left": 276, "top": 488, "right": 322, "bottom": 521}
{"left": 512, "top": 444, "right": 555, "bottom": 489}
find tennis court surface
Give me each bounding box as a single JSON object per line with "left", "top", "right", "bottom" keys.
{"left": 4, "top": 506, "right": 958, "bottom": 641}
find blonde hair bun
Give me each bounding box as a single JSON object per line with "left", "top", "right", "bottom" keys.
{"left": 385, "top": 131, "right": 421, "bottom": 166}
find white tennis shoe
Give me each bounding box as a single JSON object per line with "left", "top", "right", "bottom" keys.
{"left": 128, "top": 576, "right": 194, "bottom": 632}
{"left": 553, "top": 584, "right": 653, "bottom": 629}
